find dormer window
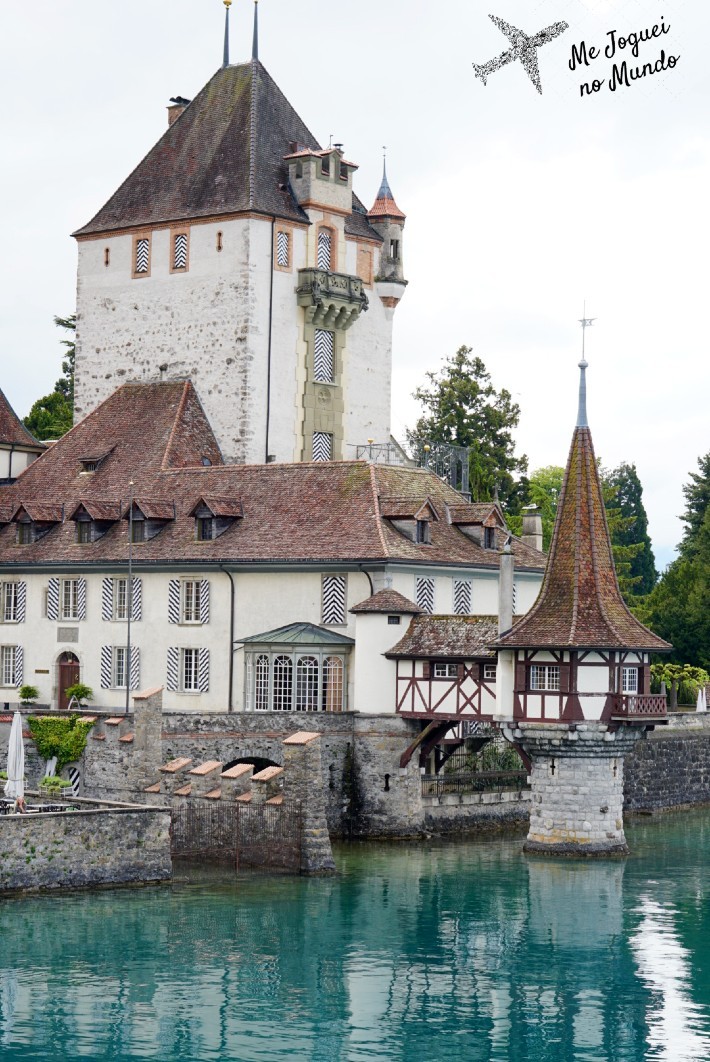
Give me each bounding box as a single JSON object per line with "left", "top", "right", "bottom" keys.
{"left": 17, "top": 522, "right": 33, "bottom": 545}
{"left": 77, "top": 520, "right": 92, "bottom": 544}
{"left": 416, "top": 519, "right": 430, "bottom": 545}
{"left": 82, "top": 461, "right": 98, "bottom": 473}
{"left": 189, "top": 497, "right": 243, "bottom": 541}
{"left": 380, "top": 496, "right": 440, "bottom": 544}
{"left": 79, "top": 449, "right": 113, "bottom": 475}
{"left": 12, "top": 504, "right": 62, "bottom": 544}
{"left": 123, "top": 500, "right": 174, "bottom": 543}
{"left": 484, "top": 526, "right": 496, "bottom": 550}
{"left": 70, "top": 501, "right": 119, "bottom": 544}
{"left": 131, "top": 518, "right": 146, "bottom": 543}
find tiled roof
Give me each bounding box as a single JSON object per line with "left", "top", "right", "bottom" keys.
{"left": 74, "top": 62, "right": 382, "bottom": 245}
{"left": 368, "top": 165, "right": 406, "bottom": 221}
{"left": 0, "top": 381, "right": 546, "bottom": 572}
{"left": 379, "top": 495, "right": 439, "bottom": 520}
{"left": 13, "top": 503, "right": 63, "bottom": 523}
{"left": 386, "top": 616, "right": 499, "bottom": 659}
{"left": 189, "top": 496, "right": 244, "bottom": 518}
{"left": 128, "top": 500, "right": 176, "bottom": 521}
{"left": 239, "top": 623, "right": 355, "bottom": 647}
{"left": 0, "top": 389, "right": 45, "bottom": 452}
{"left": 69, "top": 501, "right": 122, "bottom": 522}
{"left": 351, "top": 590, "right": 424, "bottom": 615}
{"left": 448, "top": 502, "right": 504, "bottom": 527}
{"left": 497, "top": 427, "right": 671, "bottom": 651}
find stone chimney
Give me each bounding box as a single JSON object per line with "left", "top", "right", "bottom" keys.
{"left": 167, "top": 97, "right": 191, "bottom": 127}
{"left": 521, "top": 506, "right": 543, "bottom": 553}
{"left": 498, "top": 538, "right": 514, "bottom": 636}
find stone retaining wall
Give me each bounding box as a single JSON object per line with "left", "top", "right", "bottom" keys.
{"left": 423, "top": 789, "right": 531, "bottom": 834}
{"left": 0, "top": 799, "right": 171, "bottom": 894}
{"left": 624, "top": 714, "right": 710, "bottom": 811}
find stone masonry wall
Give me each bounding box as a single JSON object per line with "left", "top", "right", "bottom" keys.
{"left": 625, "top": 714, "right": 710, "bottom": 810}
{"left": 0, "top": 801, "right": 171, "bottom": 893}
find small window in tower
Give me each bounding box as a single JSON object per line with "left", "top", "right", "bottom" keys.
{"left": 312, "top": 432, "right": 333, "bottom": 462}
{"left": 104, "top": 247, "right": 110, "bottom": 267}
{"left": 321, "top": 156, "right": 330, "bottom": 176}
{"left": 317, "top": 229, "right": 332, "bottom": 271}
{"left": 134, "top": 236, "right": 150, "bottom": 277}
{"left": 339, "top": 161, "right": 348, "bottom": 181}
{"left": 313, "top": 330, "right": 334, "bottom": 384}
{"left": 357, "top": 247, "right": 373, "bottom": 286}
{"left": 295, "top": 161, "right": 303, "bottom": 179}
{"left": 276, "top": 230, "right": 290, "bottom": 269}
{"left": 389, "top": 238, "right": 400, "bottom": 261}
{"left": 216, "top": 231, "right": 223, "bottom": 252}
{"left": 172, "top": 231, "right": 189, "bottom": 272}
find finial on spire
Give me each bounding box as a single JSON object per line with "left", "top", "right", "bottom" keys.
{"left": 223, "top": 0, "right": 232, "bottom": 69}
{"left": 577, "top": 304, "right": 595, "bottom": 428}
{"left": 252, "top": 0, "right": 259, "bottom": 61}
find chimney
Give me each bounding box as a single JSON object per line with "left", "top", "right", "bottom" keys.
{"left": 498, "top": 538, "right": 515, "bottom": 636}
{"left": 521, "top": 505, "right": 543, "bottom": 553}
{"left": 167, "top": 96, "right": 191, "bottom": 127}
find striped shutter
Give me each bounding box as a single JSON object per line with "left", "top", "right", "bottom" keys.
{"left": 47, "top": 578, "right": 59, "bottom": 621}
{"left": 132, "top": 578, "right": 142, "bottom": 621}
{"left": 198, "top": 648, "right": 210, "bottom": 693}
{"left": 168, "top": 579, "right": 180, "bottom": 624}
{"left": 77, "top": 579, "right": 87, "bottom": 620}
{"left": 100, "top": 646, "right": 112, "bottom": 689}
{"left": 16, "top": 583, "right": 26, "bottom": 623}
{"left": 322, "top": 576, "right": 346, "bottom": 625}
{"left": 453, "top": 579, "right": 472, "bottom": 616}
{"left": 312, "top": 432, "right": 333, "bottom": 463}
{"left": 135, "top": 238, "right": 150, "bottom": 273}
{"left": 173, "top": 233, "right": 188, "bottom": 270}
{"left": 14, "top": 646, "right": 23, "bottom": 688}
{"left": 512, "top": 583, "right": 518, "bottom": 615}
{"left": 276, "top": 230, "right": 289, "bottom": 267}
{"left": 130, "top": 647, "right": 141, "bottom": 691}
{"left": 101, "top": 578, "right": 113, "bottom": 621}
{"left": 167, "top": 647, "right": 179, "bottom": 692}
{"left": 415, "top": 577, "right": 435, "bottom": 615}
{"left": 199, "top": 580, "right": 210, "bottom": 625}
{"left": 317, "top": 229, "right": 331, "bottom": 270}
{"left": 314, "top": 330, "right": 334, "bottom": 383}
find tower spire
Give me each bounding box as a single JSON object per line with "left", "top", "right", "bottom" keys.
{"left": 252, "top": 0, "right": 259, "bottom": 60}
{"left": 223, "top": 0, "right": 232, "bottom": 68}
{"left": 577, "top": 305, "right": 595, "bottom": 428}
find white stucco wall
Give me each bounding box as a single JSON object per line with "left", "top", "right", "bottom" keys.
{"left": 351, "top": 613, "right": 403, "bottom": 714}
{"left": 0, "top": 448, "right": 39, "bottom": 480}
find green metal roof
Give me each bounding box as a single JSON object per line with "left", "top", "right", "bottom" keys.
{"left": 238, "top": 622, "right": 355, "bottom": 647}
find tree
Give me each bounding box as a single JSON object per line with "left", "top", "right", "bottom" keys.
{"left": 407, "top": 347, "right": 528, "bottom": 508}
{"left": 604, "top": 462, "right": 657, "bottom": 595}
{"left": 23, "top": 313, "right": 75, "bottom": 441}
{"left": 680, "top": 451, "right": 710, "bottom": 558}
{"left": 651, "top": 662, "right": 710, "bottom": 709}
{"left": 23, "top": 391, "right": 72, "bottom": 440}
{"left": 512, "top": 465, "right": 564, "bottom": 550}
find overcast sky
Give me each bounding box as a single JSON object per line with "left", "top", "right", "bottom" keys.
{"left": 1, "top": 0, "right": 707, "bottom": 567}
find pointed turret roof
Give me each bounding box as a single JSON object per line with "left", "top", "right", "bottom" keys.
{"left": 497, "top": 362, "right": 670, "bottom": 651}
{"left": 368, "top": 161, "right": 406, "bottom": 221}
{"left": 0, "top": 389, "right": 45, "bottom": 452}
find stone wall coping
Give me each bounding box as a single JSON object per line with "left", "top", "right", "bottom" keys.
{"left": 236, "top": 792, "right": 252, "bottom": 803}
{"left": 144, "top": 783, "right": 161, "bottom": 794}
{"left": 283, "top": 731, "right": 321, "bottom": 746}
{"left": 266, "top": 795, "right": 284, "bottom": 805}
{"left": 204, "top": 788, "right": 222, "bottom": 800}
{"left": 174, "top": 784, "right": 192, "bottom": 797}
{"left": 105, "top": 717, "right": 125, "bottom": 726}
{"left": 133, "top": 686, "right": 164, "bottom": 701}
{"left": 1, "top": 794, "right": 170, "bottom": 818}
{"left": 221, "top": 763, "right": 254, "bottom": 779}
{"left": 119, "top": 733, "right": 134, "bottom": 744}
{"left": 189, "top": 760, "right": 223, "bottom": 776}
{"left": 160, "top": 757, "right": 192, "bottom": 773}
{"left": 252, "top": 766, "right": 284, "bottom": 782}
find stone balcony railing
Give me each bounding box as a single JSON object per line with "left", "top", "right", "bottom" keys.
{"left": 610, "top": 694, "right": 668, "bottom": 720}
{"left": 296, "top": 268, "right": 368, "bottom": 330}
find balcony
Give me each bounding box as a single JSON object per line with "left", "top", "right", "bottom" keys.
{"left": 296, "top": 268, "right": 368, "bottom": 330}
{"left": 610, "top": 694, "right": 668, "bottom": 721}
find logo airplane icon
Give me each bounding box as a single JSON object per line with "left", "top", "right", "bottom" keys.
{"left": 473, "top": 14, "right": 569, "bottom": 94}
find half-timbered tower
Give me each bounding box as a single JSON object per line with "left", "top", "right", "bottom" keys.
{"left": 72, "top": 8, "right": 406, "bottom": 467}
{"left": 495, "top": 356, "right": 671, "bottom": 855}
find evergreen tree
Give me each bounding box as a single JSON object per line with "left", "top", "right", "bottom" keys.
{"left": 53, "top": 314, "right": 76, "bottom": 405}
{"left": 407, "top": 347, "right": 528, "bottom": 508}
{"left": 23, "top": 391, "right": 73, "bottom": 441}
{"left": 680, "top": 451, "right": 710, "bottom": 558}
{"left": 604, "top": 462, "right": 657, "bottom": 595}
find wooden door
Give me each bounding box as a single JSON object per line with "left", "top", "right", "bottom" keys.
{"left": 58, "top": 655, "right": 80, "bottom": 710}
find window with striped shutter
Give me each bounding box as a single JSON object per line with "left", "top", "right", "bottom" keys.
{"left": 276, "top": 230, "right": 290, "bottom": 267}
{"left": 312, "top": 432, "right": 333, "bottom": 462}
{"left": 101, "top": 646, "right": 112, "bottom": 689}
{"left": 317, "top": 229, "right": 332, "bottom": 270}
{"left": 198, "top": 648, "right": 210, "bottom": 693}
{"left": 102, "top": 578, "right": 113, "bottom": 621}
{"left": 314, "top": 330, "right": 334, "bottom": 383}
{"left": 322, "top": 576, "right": 346, "bottom": 626}
{"left": 167, "top": 647, "right": 179, "bottom": 691}
{"left": 168, "top": 580, "right": 180, "bottom": 624}
{"left": 415, "top": 577, "right": 435, "bottom": 615}
{"left": 135, "top": 237, "right": 150, "bottom": 275}
{"left": 453, "top": 579, "right": 472, "bottom": 616}
{"left": 130, "top": 647, "right": 141, "bottom": 691}
{"left": 173, "top": 232, "right": 188, "bottom": 271}
{"left": 199, "top": 580, "right": 210, "bottom": 625}
{"left": 14, "top": 646, "right": 23, "bottom": 688}
{"left": 131, "top": 578, "right": 142, "bottom": 622}
{"left": 47, "top": 578, "right": 59, "bottom": 622}
{"left": 77, "top": 579, "right": 87, "bottom": 621}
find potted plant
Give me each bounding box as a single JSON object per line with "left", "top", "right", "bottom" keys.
{"left": 18, "top": 685, "right": 39, "bottom": 708}
{"left": 64, "top": 683, "right": 93, "bottom": 709}
{"left": 39, "top": 775, "right": 74, "bottom": 797}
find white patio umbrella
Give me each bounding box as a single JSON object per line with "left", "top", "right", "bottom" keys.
{"left": 697, "top": 689, "right": 704, "bottom": 712}
{"left": 3, "top": 713, "right": 25, "bottom": 801}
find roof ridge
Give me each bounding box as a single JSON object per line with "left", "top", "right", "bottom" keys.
{"left": 370, "top": 463, "right": 390, "bottom": 557}
{"left": 161, "top": 381, "right": 192, "bottom": 471}
{"left": 249, "top": 60, "right": 258, "bottom": 212}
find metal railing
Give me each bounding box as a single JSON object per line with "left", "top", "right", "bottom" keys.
{"left": 422, "top": 770, "right": 530, "bottom": 798}
{"left": 170, "top": 801, "right": 303, "bottom": 872}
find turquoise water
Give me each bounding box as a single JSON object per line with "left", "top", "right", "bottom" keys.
{"left": 1, "top": 814, "right": 710, "bottom": 1061}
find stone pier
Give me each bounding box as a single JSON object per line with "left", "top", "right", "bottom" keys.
{"left": 508, "top": 723, "right": 645, "bottom": 856}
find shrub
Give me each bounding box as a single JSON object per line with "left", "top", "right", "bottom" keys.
{"left": 64, "top": 683, "right": 93, "bottom": 706}
{"left": 19, "top": 685, "right": 39, "bottom": 706}
{"left": 28, "top": 715, "right": 95, "bottom": 771}
{"left": 40, "top": 776, "right": 72, "bottom": 789}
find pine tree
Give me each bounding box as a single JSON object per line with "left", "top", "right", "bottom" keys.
{"left": 604, "top": 462, "right": 657, "bottom": 595}
{"left": 680, "top": 452, "right": 710, "bottom": 558}
{"left": 407, "top": 347, "right": 528, "bottom": 508}
{"left": 23, "top": 313, "right": 75, "bottom": 441}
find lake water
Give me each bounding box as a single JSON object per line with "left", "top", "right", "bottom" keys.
{"left": 1, "top": 812, "right": 710, "bottom": 1061}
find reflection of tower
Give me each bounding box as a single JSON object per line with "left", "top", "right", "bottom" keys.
{"left": 495, "top": 326, "right": 671, "bottom": 855}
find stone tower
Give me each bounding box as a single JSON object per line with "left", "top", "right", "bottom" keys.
{"left": 72, "top": 18, "right": 406, "bottom": 466}
{"left": 495, "top": 356, "right": 671, "bottom": 856}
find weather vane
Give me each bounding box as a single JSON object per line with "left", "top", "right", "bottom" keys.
{"left": 579, "top": 303, "right": 596, "bottom": 361}
{"left": 473, "top": 14, "right": 568, "bottom": 94}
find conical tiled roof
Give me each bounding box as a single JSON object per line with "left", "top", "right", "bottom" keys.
{"left": 0, "top": 389, "right": 45, "bottom": 451}
{"left": 497, "top": 384, "right": 670, "bottom": 651}
{"left": 368, "top": 162, "right": 405, "bottom": 220}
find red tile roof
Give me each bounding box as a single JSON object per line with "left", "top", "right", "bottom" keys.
{"left": 0, "top": 381, "right": 546, "bottom": 572}
{"left": 387, "top": 616, "right": 499, "bottom": 659}
{"left": 497, "top": 427, "right": 671, "bottom": 651}
{"left": 351, "top": 589, "right": 424, "bottom": 615}
{"left": 0, "top": 389, "right": 45, "bottom": 452}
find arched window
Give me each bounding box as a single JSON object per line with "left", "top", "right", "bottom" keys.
{"left": 296, "top": 656, "right": 320, "bottom": 712}
{"left": 273, "top": 655, "right": 293, "bottom": 712}
{"left": 317, "top": 228, "right": 332, "bottom": 271}
{"left": 255, "top": 654, "right": 270, "bottom": 712}
{"left": 323, "top": 656, "right": 344, "bottom": 713}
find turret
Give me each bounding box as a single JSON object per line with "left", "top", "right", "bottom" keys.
{"left": 368, "top": 161, "right": 407, "bottom": 313}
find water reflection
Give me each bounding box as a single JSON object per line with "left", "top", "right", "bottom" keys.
{"left": 0, "top": 818, "right": 708, "bottom": 1061}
